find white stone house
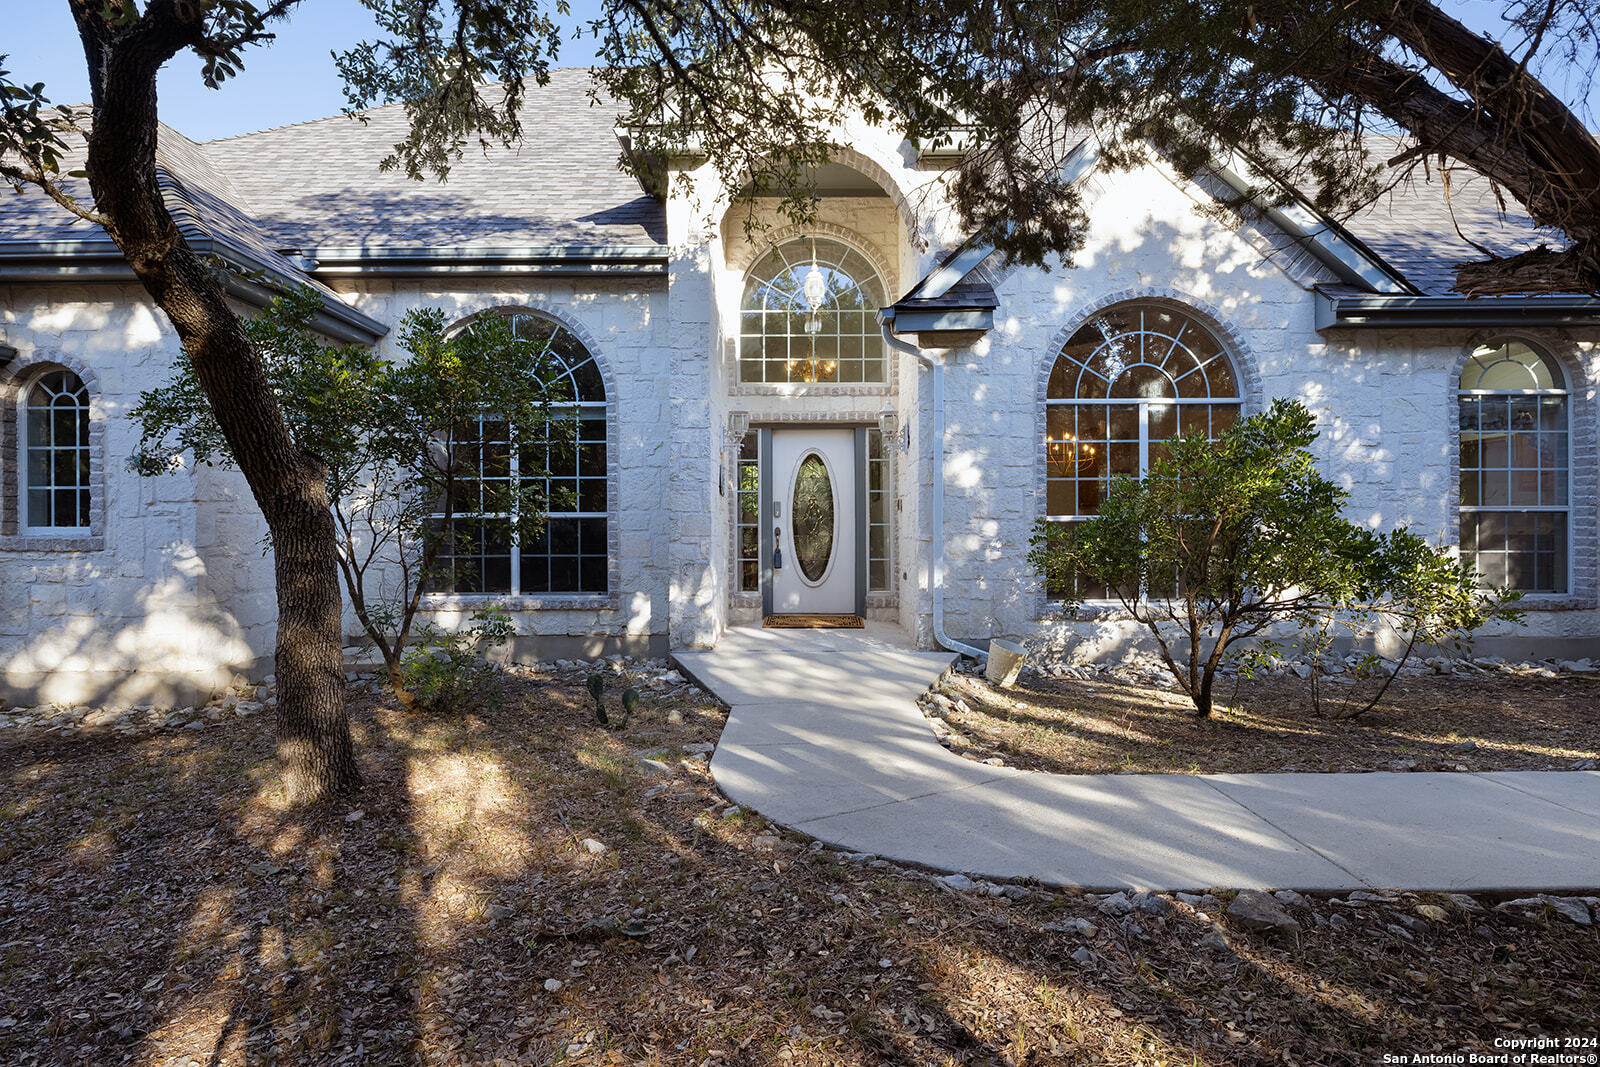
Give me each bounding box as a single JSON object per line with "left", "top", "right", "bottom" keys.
{"left": 2, "top": 69, "right": 1596, "bottom": 705}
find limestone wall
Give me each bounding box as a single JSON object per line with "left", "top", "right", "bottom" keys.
{"left": 330, "top": 277, "right": 673, "bottom": 658}
{"left": 0, "top": 283, "right": 259, "bottom": 705}
{"left": 924, "top": 160, "right": 1600, "bottom": 661}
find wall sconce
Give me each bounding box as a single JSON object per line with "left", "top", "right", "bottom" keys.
{"left": 877, "top": 404, "right": 908, "bottom": 453}
{"left": 719, "top": 410, "right": 752, "bottom": 496}
{"left": 0, "top": 343, "right": 16, "bottom": 368}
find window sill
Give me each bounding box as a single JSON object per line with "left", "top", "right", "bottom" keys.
{"left": 1041, "top": 594, "right": 1595, "bottom": 618}
{"left": 0, "top": 534, "right": 104, "bottom": 553}
{"left": 1504, "top": 594, "right": 1592, "bottom": 612}
{"left": 420, "top": 593, "right": 619, "bottom": 612}
{"left": 732, "top": 382, "right": 892, "bottom": 397}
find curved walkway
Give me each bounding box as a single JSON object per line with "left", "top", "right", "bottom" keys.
{"left": 674, "top": 624, "right": 1600, "bottom": 892}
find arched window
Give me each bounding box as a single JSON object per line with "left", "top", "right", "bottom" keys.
{"left": 740, "top": 237, "right": 887, "bottom": 384}
{"left": 24, "top": 370, "right": 91, "bottom": 531}
{"left": 435, "top": 313, "right": 609, "bottom": 595}
{"left": 1458, "top": 339, "right": 1568, "bottom": 593}
{"left": 1044, "top": 304, "right": 1242, "bottom": 595}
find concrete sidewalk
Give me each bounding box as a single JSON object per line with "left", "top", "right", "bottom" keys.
{"left": 674, "top": 625, "right": 1600, "bottom": 892}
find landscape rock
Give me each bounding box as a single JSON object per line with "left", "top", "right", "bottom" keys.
{"left": 1227, "top": 890, "right": 1302, "bottom": 936}
{"left": 1415, "top": 904, "right": 1448, "bottom": 922}
{"left": 1273, "top": 890, "right": 1308, "bottom": 908}
{"left": 934, "top": 874, "right": 978, "bottom": 892}
{"left": 1095, "top": 891, "right": 1134, "bottom": 916}
{"left": 1069, "top": 947, "right": 1094, "bottom": 964}
{"left": 1131, "top": 891, "right": 1172, "bottom": 915}
{"left": 580, "top": 838, "right": 607, "bottom": 855}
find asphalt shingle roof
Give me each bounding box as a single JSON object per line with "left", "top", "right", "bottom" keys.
{"left": 1334, "top": 136, "right": 1559, "bottom": 296}
{"left": 0, "top": 80, "right": 1572, "bottom": 298}
{"left": 202, "top": 68, "right": 664, "bottom": 249}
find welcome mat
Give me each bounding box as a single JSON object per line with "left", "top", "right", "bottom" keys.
{"left": 762, "top": 614, "right": 865, "bottom": 629}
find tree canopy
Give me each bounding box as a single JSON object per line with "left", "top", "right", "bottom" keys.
{"left": 581, "top": 0, "right": 1600, "bottom": 296}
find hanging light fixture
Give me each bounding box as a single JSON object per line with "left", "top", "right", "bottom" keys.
{"left": 802, "top": 237, "right": 826, "bottom": 335}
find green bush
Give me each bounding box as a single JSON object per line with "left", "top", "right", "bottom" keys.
{"left": 398, "top": 610, "right": 515, "bottom": 715}
{"left": 1028, "top": 399, "right": 1520, "bottom": 718}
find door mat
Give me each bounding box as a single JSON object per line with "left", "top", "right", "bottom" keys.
{"left": 762, "top": 614, "right": 865, "bottom": 629}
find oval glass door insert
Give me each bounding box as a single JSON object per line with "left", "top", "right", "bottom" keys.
{"left": 791, "top": 452, "right": 835, "bottom": 583}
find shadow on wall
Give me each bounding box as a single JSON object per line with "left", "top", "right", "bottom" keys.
{"left": 0, "top": 561, "right": 257, "bottom": 709}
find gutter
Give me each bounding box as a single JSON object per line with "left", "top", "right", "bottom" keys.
{"left": 0, "top": 237, "right": 389, "bottom": 345}
{"left": 1314, "top": 290, "right": 1600, "bottom": 331}
{"left": 301, "top": 244, "right": 669, "bottom": 279}
{"left": 878, "top": 314, "right": 989, "bottom": 665}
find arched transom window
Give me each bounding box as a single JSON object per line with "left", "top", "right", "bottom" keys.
{"left": 24, "top": 370, "right": 91, "bottom": 531}
{"left": 435, "top": 312, "right": 609, "bottom": 595}
{"left": 740, "top": 237, "right": 887, "bottom": 384}
{"left": 1045, "top": 304, "right": 1241, "bottom": 521}
{"left": 1458, "top": 339, "right": 1568, "bottom": 593}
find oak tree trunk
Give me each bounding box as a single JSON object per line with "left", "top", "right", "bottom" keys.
{"left": 71, "top": 1, "right": 359, "bottom": 801}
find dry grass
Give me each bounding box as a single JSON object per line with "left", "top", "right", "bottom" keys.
{"left": 936, "top": 669, "right": 1600, "bottom": 776}
{"left": 0, "top": 670, "right": 1595, "bottom": 1066}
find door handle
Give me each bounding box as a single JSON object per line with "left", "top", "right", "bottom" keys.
{"left": 772, "top": 526, "right": 784, "bottom": 570}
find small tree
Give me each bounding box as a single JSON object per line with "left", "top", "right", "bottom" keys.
{"left": 132, "top": 292, "right": 561, "bottom": 710}
{"left": 1027, "top": 399, "right": 1518, "bottom": 718}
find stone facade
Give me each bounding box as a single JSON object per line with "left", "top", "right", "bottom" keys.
{"left": 2, "top": 113, "right": 1597, "bottom": 704}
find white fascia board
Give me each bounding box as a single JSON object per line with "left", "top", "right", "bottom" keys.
{"left": 1211, "top": 150, "right": 1414, "bottom": 295}
{"left": 914, "top": 138, "right": 1100, "bottom": 301}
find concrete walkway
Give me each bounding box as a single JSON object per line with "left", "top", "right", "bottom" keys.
{"left": 674, "top": 624, "right": 1600, "bottom": 892}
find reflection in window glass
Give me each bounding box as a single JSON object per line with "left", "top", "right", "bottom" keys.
{"left": 1043, "top": 305, "right": 1241, "bottom": 598}
{"left": 433, "top": 313, "right": 609, "bottom": 595}
{"left": 740, "top": 237, "right": 887, "bottom": 384}
{"left": 25, "top": 370, "right": 91, "bottom": 531}
{"left": 736, "top": 435, "right": 760, "bottom": 592}
{"left": 1458, "top": 340, "right": 1567, "bottom": 592}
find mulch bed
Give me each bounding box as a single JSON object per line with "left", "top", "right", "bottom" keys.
{"left": 931, "top": 668, "right": 1600, "bottom": 776}
{"left": 0, "top": 668, "right": 1595, "bottom": 1065}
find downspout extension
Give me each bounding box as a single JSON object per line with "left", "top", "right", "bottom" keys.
{"left": 879, "top": 320, "right": 988, "bottom": 664}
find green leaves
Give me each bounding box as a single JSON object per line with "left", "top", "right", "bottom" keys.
{"left": 336, "top": 0, "right": 564, "bottom": 180}
{"left": 1028, "top": 399, "right": 1519, "bottom": 718}
{"left": 131, "top": 292, "right": 567, "bottom": 701}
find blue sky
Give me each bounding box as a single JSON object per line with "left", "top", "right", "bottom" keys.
{"left": 3, "top": 1, "right": 1593, "bottom": 143}
{"left": 5, "top": 0, "right": 610, "bottom": 142}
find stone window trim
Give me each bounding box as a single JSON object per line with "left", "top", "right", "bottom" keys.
{"left": 0, "top": 351, "right": 106, "bottom": 552}
{"left": 703, "top": 142, "right": 922, "bottom": 252}
{"left": 1028, "top": 290, "right": 1264, "bottom": 621}
{"left": 1448, "top": 331, "right": 1597, "bottom": 612}
{"left": 424, "top": 302, "right": 623, "bottom": 610}
{"left": 728, "top": 222, "right": 899, "bottom": 395}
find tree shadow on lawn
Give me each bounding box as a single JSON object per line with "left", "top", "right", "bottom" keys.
{"left": 2, "top": 676, "right": 1596, "bottom": 1066}
{"left": 942, "top": 671, "right": 1600, "bottom": 775}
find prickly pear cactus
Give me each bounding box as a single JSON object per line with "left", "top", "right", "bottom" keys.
{"left": 618, "top": 685, "right": 640, "bottom": 729}
{"left": 586, "top": 672, "right": 608, "bottom": 725}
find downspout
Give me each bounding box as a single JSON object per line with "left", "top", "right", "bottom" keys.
{"left": 880, "top": 319, "right": 988, "bottom": 664}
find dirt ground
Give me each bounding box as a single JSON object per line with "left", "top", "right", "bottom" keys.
{"left": 0, "top": 669, "right": 1596, "bottom": 1066}
{"left": 933, "top": 667, "right": 1600, "bottom": 776}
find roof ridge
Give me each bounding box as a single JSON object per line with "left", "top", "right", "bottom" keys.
{"left": 203, "top": 103, "right": 395, "bottom": 144}
{"left": 203, "top": 67, "right": 604, "bottom": 145}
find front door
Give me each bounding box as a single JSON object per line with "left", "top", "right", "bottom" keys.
{"left": 770, "top": 428, "right": 857, "bottom": 614}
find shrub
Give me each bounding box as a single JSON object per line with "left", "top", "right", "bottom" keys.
{"left": 1027, "top": 399, "right": 1519, "bottom": 718}
{"left": 398, "top": 610, "right": 516, "bottom": 715}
